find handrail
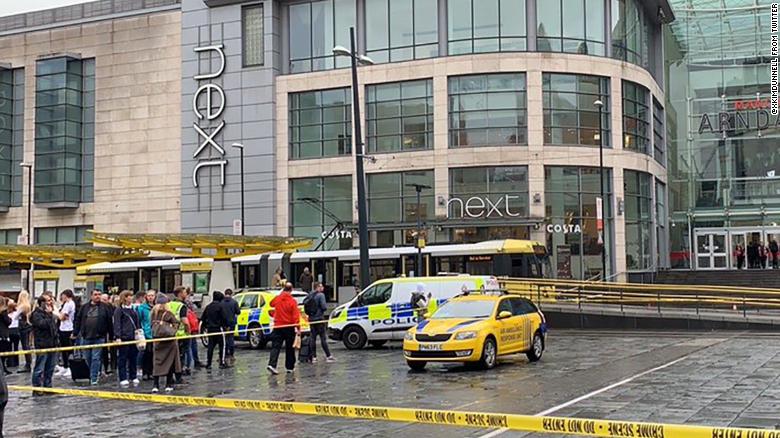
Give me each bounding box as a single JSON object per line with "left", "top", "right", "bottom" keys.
{"left": 499, "top": 277, "right": 780, "bottom": 296}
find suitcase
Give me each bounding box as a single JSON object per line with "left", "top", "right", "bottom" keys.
{"left": 298, "top": 335, "right": 312, "bottom": 363}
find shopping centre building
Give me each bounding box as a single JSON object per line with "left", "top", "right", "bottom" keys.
{"left": 0, "top": 0, "right": 773, "bottom": 291}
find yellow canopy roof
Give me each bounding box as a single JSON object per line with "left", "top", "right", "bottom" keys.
{"left": 87, "top": 232, "right": 312, "bottom": 260}
{"left": 0, "top": 245, "right": 147, "bottom": 268}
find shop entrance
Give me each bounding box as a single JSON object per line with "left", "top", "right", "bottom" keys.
{"left": 695, "top": 227, "right": 780, "bottom": 270}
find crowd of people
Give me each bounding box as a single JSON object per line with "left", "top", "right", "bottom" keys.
{"left": 0, "top": 278, "right": 337, "bottom": 395}
{"left": 733, "top": 238, "right": 780, "bottom": 269}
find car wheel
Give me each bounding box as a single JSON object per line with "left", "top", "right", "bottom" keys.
{"left": 369, "top": 340, "right": 387, "bottom": 348}
{"left": 248, "top": 324, "right": 265, "bottom": 349}
{"left": 479, "top": 337, "right": 498, "bottom": 370}
{"left": 526, "top": 333, "right": 544, "bottom": 362}
{"left": 407, "top": 360, "right": 427, "bottom": 372}
{"left": 342, "top": 326, "right": 367, "bottom": 350}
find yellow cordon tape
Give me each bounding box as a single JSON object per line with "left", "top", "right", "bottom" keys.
{"left": 6, "top": 386, "right": 773, "bottom": 438}
{"left": 0, "top": 320, "right": 324, "bottom": 357}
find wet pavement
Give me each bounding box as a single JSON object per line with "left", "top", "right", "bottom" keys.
{"left": 4, "top": 330, "right": 780, "bottom": 437}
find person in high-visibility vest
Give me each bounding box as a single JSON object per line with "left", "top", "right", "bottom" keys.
{"left": 167, "top": 287, "right": 191, "bottom": 382}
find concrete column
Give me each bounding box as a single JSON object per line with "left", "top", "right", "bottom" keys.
{"left": 208, "top": 260, "right": 236, "bottom": 305}
{"left": 433, "top": 73, "right": 449, "bottom": 219}
{"left": 527, "top": 70, "right": 545, "bottom": 243}
{"left": 58, "top": 269, "right": 76, "bottom": 293}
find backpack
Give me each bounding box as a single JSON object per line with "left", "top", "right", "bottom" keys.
{"left": 186, "top": 308, "right": 200, "bottom": 334}
{"left": 303, "top": 294, "right": 319, "bottom": 317}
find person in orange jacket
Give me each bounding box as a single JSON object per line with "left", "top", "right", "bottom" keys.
{"left": 266, "top": 282, "right": 301, "bottom": 375}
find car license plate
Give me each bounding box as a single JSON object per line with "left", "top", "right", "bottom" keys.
{"left": 419, "top": 344, "right": 442, "bottom": 351}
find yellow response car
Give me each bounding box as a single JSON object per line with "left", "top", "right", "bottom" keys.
{"left": 403, "top": 293, "right": 547, "bottom": 371}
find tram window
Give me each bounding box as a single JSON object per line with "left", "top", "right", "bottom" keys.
{"left": 529, "top": 260, "right": 540, "bottom": 278}
{"left": 357, "top": 283, "right": 393, "bottom": 306}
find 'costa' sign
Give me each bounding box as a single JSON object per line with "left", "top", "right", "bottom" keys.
{"left": 192, "top": 44, "right": 228, "bottom": 188}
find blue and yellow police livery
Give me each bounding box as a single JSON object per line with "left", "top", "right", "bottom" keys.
{"left": 233, "top": 289, "right": 309, "bottom": 349}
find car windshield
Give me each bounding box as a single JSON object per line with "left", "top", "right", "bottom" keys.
{"left": 430, "top": 300, "right": 495, "bottom": 319}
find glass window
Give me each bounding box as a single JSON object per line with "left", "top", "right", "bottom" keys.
{"left": 449, "top": 166, "right": 529, "bottom": 219}
{"left": 368, "top": 170, "right": 434, "bottom": 224}
{"left": 536, "top": 0, "right": 605, "bottom": 56}
{"left": 448, "top": 0, "right": 526, "bottom": 55}
{"left": 449, "top": 73, "right": 527, "bottom": 147}
{"left": 240, "top": 294, "right": 258, "bottom": 309}
{"left": 0, "top": 229, "right": 21, "bottom": 245}
{"left": 34, "top": 225, "right": 91, "bottom": 245}
{"left": 367, "top": 79, "right": 433, "bottom": 153}
{"left": 242, "top": 4, "right": 264, "bottom": 67}
{"left": 289, "top": 87, "right": 351, "bottom": 159}
{"left": 35, "top": 57, "right": 86, "bottom": 204}
{"left": 366, "top": 0, "right": 438, "bottom": 63}
{"left": 624, "top": 170, "right": 652, "bottom": 271}
{"left": 611, "top": 0, "right": 652, "bottom": 69}
{"left": 622, "top": 81, "right": 650, "bottom": 155}
{"left": 652, "top": 97, "right": 664, "bottom": 166}
{"left": 289, "top": 0, "right": 356, "bottom": 73}
{"left": 545, "top": 166, "right": 613, "bottom": 280}
{"left": 290, "top": 175, "right": 353, "bottom": 250}
{"left": 359, "top": 282, "right": 393, "bottom": 305}
{"left": 543, "top": 73, "right": 610, "bottom": 147}
{"left": 0, "top": 68, "right": 23, "bottom": 208}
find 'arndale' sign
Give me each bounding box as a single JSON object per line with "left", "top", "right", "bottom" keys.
{"left": 697, "top": 99, "right": 780, "bottom": 135}
{"left": 192, "top": 44, "right": 228, "bottom": 188}
{"left": 447, "top": 195, "right": 523, "bottom": 219}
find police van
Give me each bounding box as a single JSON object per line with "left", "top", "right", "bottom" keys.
{"left": 327, "top": 275, "right": 499, "bottom": 349}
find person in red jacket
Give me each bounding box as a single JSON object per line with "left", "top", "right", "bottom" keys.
{"left": 266, "top": 283, "right": 301, "bottom": 375}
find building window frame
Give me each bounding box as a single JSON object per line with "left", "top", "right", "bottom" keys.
{"left": 367, "top": 170, "right": 434, "bottom": 225}
{"left": 289, "top": 87, "right": 352, "bottom": 160}
{"left": 34, "top": 225, "right": 91, "bottom": 245}
{"left": 366, "top": 79, "right": 433, "bottom": 154}
{"left": 242, "top": 3, "right": 265, "bottom": 68}
{"left": 542, "top": 73, "right": 610, "bottom": 147}
{"left": 448, "top": 73, "right": 527, "bottom": 148}
{"left": 447, "top": 0, "right": 527, "bottom": 55}
{"left": 652, "top": 97, "right": 665, "bottom": 166}
{"left": 288, "top": 0, "right": 357, "bottom": 74}
{"left": 622, "top": 80, "right": 650, "bottom": 155}
{"left": 449, "top": 166, "right": 529, "bottom": 219}
{"left": 536, "top": 0, "right": 606, "bottom": 56}
{"left": 289, "top": 175, "right": 353, "bottom": 250}
{"left": 365, "top": 0, "right": 439, "bottom": 64}
{"left": 624, "top": 169, "right": 653, "bottom": 271}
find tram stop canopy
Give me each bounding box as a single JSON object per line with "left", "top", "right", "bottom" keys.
{"left": 0, "top": 245, "right": 147, "bottom": 268}
{"left": 87, "top": 231, "right": 312, "bottom": 260}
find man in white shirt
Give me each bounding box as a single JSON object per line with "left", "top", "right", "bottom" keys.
{"left": 55, "top": 290, "right": 76, "bottom": 378}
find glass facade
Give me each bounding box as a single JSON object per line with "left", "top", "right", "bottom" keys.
{"left": 536, "top": 0, "right": 606, "bottom": 56}
{"left": 0, "top": 229, "right": 20, "bottom": 245}
{"left": 81, "top": 59, "right": 95, "bottom": 203}
{"left": 545, "top": 166, "right": 613, "bottom": 280}
{"left": 542, "top": 73, "right": 610, "bottom": 147}
{"left": 34, "top": 225, "right": 91, "bottom": 245}
{"left": 449, "top": 73, "right": 527, "bottom": 147}
{"left": 652, "top": 97, "right": 665, "bottom": 165}
{"left": 622, "top": 80, "right": 650, "bottom": 154}
{"left": 367, "top": 170, "right": 434, "bottom": 224}
{"left": 289, "top": 87, "right": 352, "bottom": 159}
{"left": 365, "top": 0, "right": 438, "bottom": 63}
{"left": 366, "top": 79, "right": 433, "bottom": 153}
{"left": 0, "top": 68, "right": 23, "bottom": 208}
{"left": 34, "top": 56, "right": 85, "bottom": 205}
{"left": 611, "top": 0, "right": 652, "bottom": 68}
{"left": 448, "top": 0, "right": 526, "bottom": 55}
{"left": 666, "top": 0, "right": 780, "bottom": 270}
{"left": 289, "top": 176, "right": 353, "bottom": 249}
{"left": 289, "top": 0, "right": 356, "bottom": 73}
{"left": 624, "top": 170, "right": 653, "bottom": 271}
{"left": 242, "top": 4, "right": 264, "bottom": 67}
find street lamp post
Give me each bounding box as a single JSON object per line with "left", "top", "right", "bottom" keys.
{"left": 406, "top": 183, "right": 431, "bottom": 277}
{"left": 594, "top": 99, "right": 607, "bottom": 281}
{"left": 333, "top": 27, "right": 374, "bottom": 290}
{"left": 20, "top": 162, "right": 32, "bottom": 292}
{"left": 231, "top": 143, "right": 245, "bottom": 236}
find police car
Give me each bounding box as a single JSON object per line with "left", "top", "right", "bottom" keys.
{"left": 328, "top": 275, "right": 500, "bottom": 349}
{"left": 402, "top": 292, "right": 547, "bottom": 371}
{"left": 201, "top": 288, "right": 309, "bottom": 349}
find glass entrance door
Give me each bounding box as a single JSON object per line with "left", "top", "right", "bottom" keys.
{"left": 695, "top": 231, "right": 728, "bottom": 270}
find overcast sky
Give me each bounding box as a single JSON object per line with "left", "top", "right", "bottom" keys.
{"left": 0, "top": 0, "right": 92, "bottom": 17}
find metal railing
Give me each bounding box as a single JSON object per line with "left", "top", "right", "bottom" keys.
{"left": 499, "top": 277, "right": 780, "bottom": 319}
